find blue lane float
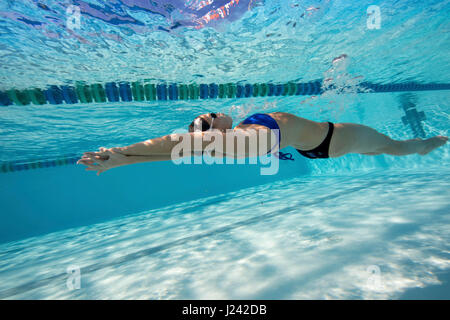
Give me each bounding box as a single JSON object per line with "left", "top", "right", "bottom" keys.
{"left": 210, "top": 83, "right": 218, "bottom": 98}
{"left": 119, "top": 82, "right": 132, "bottom": 101}
{"left": 105, "top": 82, "right": 120, "bottom": 102}
{"left": 44, "top": 85, "right": 64, "bottom": 104}
{"left": 168, "top": 83, "right": 178, "bottom": 100}
{"left": 236, "top": 84, "right": 244, "bottom": 98}
{"left": 156, "top": 84, "right": 167, "bottom": 101}
{"left": 199, "top": 84, "right": 209, "bottom": 99}
{"left": 244, "top": 84, "right": 252, "bottom": 97}
{"left": 268, "top": 83, "right": 275, "bottom": 96}
{"left": 0, "top": 91, "right": 12, "bottom": 106}
{"left": 61, "top": 86, "right": 78, "bottom": 104}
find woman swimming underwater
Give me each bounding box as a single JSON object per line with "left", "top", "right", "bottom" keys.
{"left": 78, "top": 112, "right": 448, "bottom": 175}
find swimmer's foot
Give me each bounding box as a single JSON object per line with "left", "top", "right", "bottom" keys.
{"left": 418, "top": 136, "right": 448, "bottom": 155}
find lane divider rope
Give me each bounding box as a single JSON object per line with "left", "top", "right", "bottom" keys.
{"left": 1, "top": 155, "right": 79, "bottom": 174}
{"left": 1, "top": 81, "right": 449, "bottom": 106}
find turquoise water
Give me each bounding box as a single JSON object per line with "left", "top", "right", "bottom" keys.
{"left": 0, "top": 0, "right": 449, "bottom": 299}
{"left": 1, "top": 169, "right": 449, "bottom": 299}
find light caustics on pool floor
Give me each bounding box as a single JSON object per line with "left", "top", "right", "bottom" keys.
{"left": 0, "top": 168, "right": 448, "bottom": 299}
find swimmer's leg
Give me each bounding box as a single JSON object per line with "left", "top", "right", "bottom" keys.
{"left": 340, "top": 123, "right": 448, "bottom": 156}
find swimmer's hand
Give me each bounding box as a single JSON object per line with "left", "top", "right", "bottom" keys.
{"left": 77, "top": 147, "right": 127, "bottom": 176}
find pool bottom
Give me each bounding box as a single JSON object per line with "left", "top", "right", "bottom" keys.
{"left": 0, "top": 168, "right": 449, "bottom": 299}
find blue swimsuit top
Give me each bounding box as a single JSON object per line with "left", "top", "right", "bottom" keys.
{"left": 241, "top": 113, "right": 294, "bottom": 160}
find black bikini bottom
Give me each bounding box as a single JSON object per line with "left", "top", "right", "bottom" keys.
{"left": 296, "top": 122, "right": 334, "bottom": 159}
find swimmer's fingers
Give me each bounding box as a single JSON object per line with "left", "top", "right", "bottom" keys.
{"left": 82, "top": 151, "right": 109, "bottom": 160}
{"left": 77, "top": 158, "right": 103, "bottom": 166}
{"left": 77, "top": 158, "right": 100, "bottom": 166}
{"left": 85, "top": 165, "right": 105, "bottom": 176}
{"left": 78, "top": 154, "right": 108, "bottom": 166}
{"left": 81, "top": 153, "right": 105, "bottom": 161}
{"left": 77, "top": 158, "right": 93, "bottom": 165}
{"left": 77, "top": 154, "right": 107, "bottom": 176}
{"left": 78, "top": 153, "right": 102, "bottom": 165}
{"left": 83, "top": 161, "right": 106, "bottom": 176}
{"left": 83, "top": 147, "right": 116, "bottom": 159}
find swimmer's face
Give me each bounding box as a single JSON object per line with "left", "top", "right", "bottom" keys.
{"left": 188, "top": 113, "right": 232, "bottom": 132}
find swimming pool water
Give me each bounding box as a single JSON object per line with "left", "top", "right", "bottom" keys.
{"left": 0, "top": 0, "right": 449, "bottom": 300}
{"left": 0, "top": 168, "right": 449, "bottom": 299}
{"left": 1, "top": 0, "right": 449, "bottom": 89}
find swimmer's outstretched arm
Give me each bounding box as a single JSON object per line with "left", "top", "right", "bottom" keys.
{"left": 102, "top": 130, "right": 264, "bottom": 158}
{"left": 78, "top": 132, "right": 225, "bottom": 175}
{"left": 110, "top": 133, "right": 207, "bottom": 156}
{"left": 78, "top": 130, "right": 272, "bottom": 175}
{"left": 77, "top": 152, "right": 173, "bottom": 175}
